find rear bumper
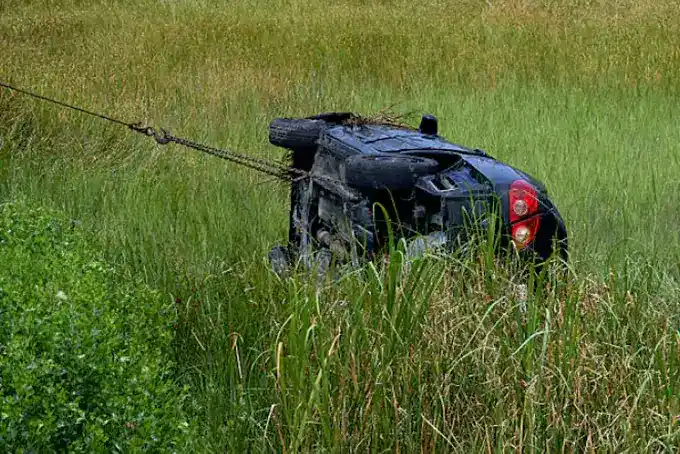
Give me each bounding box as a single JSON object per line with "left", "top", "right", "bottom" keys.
{"left": 438, "top": 204, "right": 568, "bottom": 264}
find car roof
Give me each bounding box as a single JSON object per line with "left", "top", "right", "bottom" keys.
{"left": 325, "top": 123, "right": 477, "bottom": 155}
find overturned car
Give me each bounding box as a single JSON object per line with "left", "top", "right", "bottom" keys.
{"left": 267, "top": 112, "right": 568, "bottom": 275}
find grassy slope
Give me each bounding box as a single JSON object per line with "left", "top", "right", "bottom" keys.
{"left": 1, "top": 0, "right": 680, "bottom": 451}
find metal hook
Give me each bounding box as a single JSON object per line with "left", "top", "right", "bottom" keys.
{"left": 128, "top": 123, "right": 171, "bottom": 145}
{"left": 154, "top": 128, "right": 171, "bottom": 145}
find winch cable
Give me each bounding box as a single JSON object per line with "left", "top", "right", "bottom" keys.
{"left": 0, "top": 80, "right": 314, "bottom": 182}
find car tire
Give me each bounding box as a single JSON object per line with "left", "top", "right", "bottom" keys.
{"left": 344, "top": 154, "right": 440, "bottom": 191}
{"left": 269, "top": 118, "right": 325, "bottom": 150}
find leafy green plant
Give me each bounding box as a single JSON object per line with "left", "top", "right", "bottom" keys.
{"left": 0, "top": 200, "right": 194, "bottom": 452}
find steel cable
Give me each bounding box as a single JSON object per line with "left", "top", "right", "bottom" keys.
{"left": 0, "top": 80, "right": 314, "bottom": 182}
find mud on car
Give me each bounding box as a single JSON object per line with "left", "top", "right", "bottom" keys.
{"left": 267, "top": 112, "right": 568, "bottom": 276}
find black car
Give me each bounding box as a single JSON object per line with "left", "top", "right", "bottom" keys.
{"left": 267, "top": 112, "right": 568, "bottom": 276}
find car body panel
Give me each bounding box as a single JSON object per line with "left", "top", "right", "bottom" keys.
{"left": 325, "top": 124, "right": 479, "bottom": 155}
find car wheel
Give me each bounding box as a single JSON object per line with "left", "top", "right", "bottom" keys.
{"left": 344, "top": 154, "right": 440, "bottom": 191}
{"left": 269, "top": 118, "right": 325, "bottom": 150}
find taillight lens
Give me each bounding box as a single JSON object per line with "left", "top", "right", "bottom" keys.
{"left": 509, "top": 179, "right": 540, "bottom": 248}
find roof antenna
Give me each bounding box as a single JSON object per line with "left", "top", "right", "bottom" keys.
{"left": 419, "top": 114, "right": 438, "bottom": 135}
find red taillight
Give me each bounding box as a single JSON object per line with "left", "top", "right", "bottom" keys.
{"left": 509, "top": 179, "right": 540, "bottom": 248}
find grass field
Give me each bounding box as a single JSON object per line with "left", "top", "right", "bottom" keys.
{"left": 2, "top": 0, "right": 680, "bottom": 451}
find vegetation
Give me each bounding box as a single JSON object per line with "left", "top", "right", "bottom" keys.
{"left": 0, "top": 200, "right": 193, "bottom": 452}
{"left": 1, "top": 0, "right": 679, "bottom": 451}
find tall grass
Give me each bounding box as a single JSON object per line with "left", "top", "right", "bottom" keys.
{"left": 2, "top": 0, "right": 680, "bottom": 451}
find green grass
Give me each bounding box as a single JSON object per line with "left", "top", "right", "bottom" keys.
{"left": 1, "top": 0, "right": 680, "bottom": 451}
